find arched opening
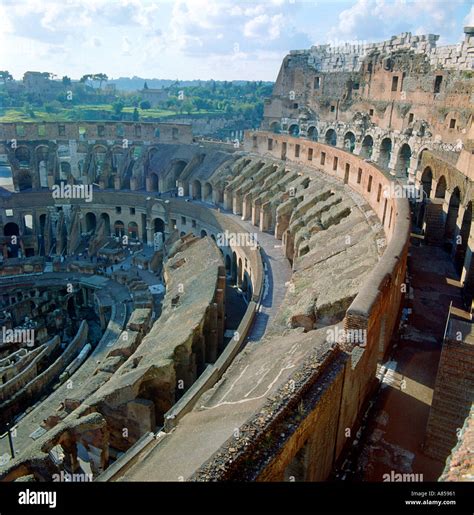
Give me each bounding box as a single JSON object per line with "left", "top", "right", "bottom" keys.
{"left": 231, "top": 252, "right": 237, "bottom": 284}
{"left": 36, "top": 146, "right": 49, "bottom": 188}
{"left": 421, "top": 167, "right": 433, "bottom": 200}
{"left": 444, "top": 187, "right": 461, "bottom": 249}
{"left": 360, "top": 135, "right": 374, "bottom": 159}
{"left": 166, "top": 160, "right": 187, "bottom": 192}
{"left": 4, "top": 222, "right": 19, "bottom": 258}
{"left": 23, "top": 214, "right": 33, "bottom": 235}
{"left": 225, "top": 254, "right": 231, "bottom": 272}
{"left": 17, "top": 170, "right": 33, "bottom": 191}
{"left": 128, "top": 222, "right": 139, "bottom": 240}
{"left": 325, "top": 128, "right": 337, "bottom": 146}
{"left": 4, "top": 222, "right": 19, "bottom": 237}
{"left": 114, "top": 220, "right": 125, "bottom": 237}
{"left": 60, "top": 161, "right": 71, "bottom": 180}
{"left": 200, "top": 229, "right": 207, "bottom": 238}
{"left": 378, "top": 138, "right": 392, "bottom": 169}
{"left": 396, "top": 143, "right": 412, "bottom": 177}
{"left": 191, "top": 180, "right": 202, "bottom": 200}
{"left": 85, "top": 212, "right": 96, "bottom": 233}
{"left": 67, "top": 297, "right": 76, "bottom": 318}
{"left": 307, "top": 126, "right": 318, "bottom": 141}
{"left": 15, "top": 147, "right": 30, "bottom": 166}
{"left": 455, "top": 201, "right": 472, "bottom": 275}
{"left": 203, "top": 182, "right": 213, "bottom": 203}
{"left": 237, "top": 257, "right": 243, "bottom": 286}
{"left": 100, "top": 213, "right": 111, "bottom": 236}
{"left": 343, "top": 132, "right": 356, "bottom": 153}
{"left": 153, "top": 218, "right": 165, "bottom": 233}
{"left": 288, "top": 124, "right": 299, "bottom": 137}
{"left": 149, "top": 173, "right": 159, "bottom": 192}
{"left": 270, "top": 121, "right": 281, "bottom": 134}
{"left": 435, "top": 176, "right": 447, "bottom": 199}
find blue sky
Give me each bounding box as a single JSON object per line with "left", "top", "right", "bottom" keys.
{"left": 0, "top": 0, "right": 472, "bottom": 81}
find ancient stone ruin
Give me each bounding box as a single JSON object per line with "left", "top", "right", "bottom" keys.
{"left": 0, "top": 27, "right": 472, "bottom": 488}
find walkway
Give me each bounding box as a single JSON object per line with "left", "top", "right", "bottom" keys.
{"left": 119, "top": 203, "right": 293, "bottom": 481}
{"left": 346, "top": 242, "right": 465, "bottom": 481}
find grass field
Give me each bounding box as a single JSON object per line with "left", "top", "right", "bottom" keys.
{"left": 0, "top": 104, "right": 223, "bottom": 123}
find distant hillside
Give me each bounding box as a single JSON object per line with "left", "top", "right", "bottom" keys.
{"left": 109, "top": 77, "right": 273, "bottom": 92}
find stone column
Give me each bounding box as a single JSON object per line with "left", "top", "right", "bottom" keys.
{"left": 242, "top": 193, "right": 252, "bottom": 221}
{"left": 223, "top": 189, "right": 233, "bottom": 211}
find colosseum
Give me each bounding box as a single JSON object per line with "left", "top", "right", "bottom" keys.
{"left": 0, "top": 27, "right": 473, "bottom": 487}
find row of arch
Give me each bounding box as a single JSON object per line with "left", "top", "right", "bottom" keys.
{"left": 270, "top": 122, "right": 414, "bottom": 176}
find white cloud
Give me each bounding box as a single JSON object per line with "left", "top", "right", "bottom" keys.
{"left": 464, "top": 6, "right": 474, "bottom": 25}
{"left": 327, "top": 0, "right": 464, "bottom": 44}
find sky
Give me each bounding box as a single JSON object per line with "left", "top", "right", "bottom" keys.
{"left": 0, "top": 0, "right": 473, "bottom": 82}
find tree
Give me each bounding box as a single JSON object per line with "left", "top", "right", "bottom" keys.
{"left": 0, "top": 71, "right": 13, "bottom": 84}
{"left": 132, "top": 107, "right": 139, "bottom": 121}
{"left": 94, "top": 73, "right": 108, "bottom": 89}
{"left": 62, "top": 76, "right": 72, "bottom": 86}
{"left": 182, "top": 100, "right": 193, "bottom": 114}
{"left": 112, "top": 100, "right": 124, "bottom": 116}
{"left": 140, "top": 100, "right": 151, "bottom": 110}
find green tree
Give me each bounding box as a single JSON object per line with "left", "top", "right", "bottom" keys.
{"left": 132, "top": 107, "right": 139, "bottom": 121}
{"left": 0, "top": 71, "right": 13, "bottom": 84}
{"left": 112, "top": 100, "right": 124, "bottom": 116}
{"left": 62, "top": 76, "right": 72, "bottom": 86}
{"left": 140, "top": 100, "right": 151, "bottom": 110}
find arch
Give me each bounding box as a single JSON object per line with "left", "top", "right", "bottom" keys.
{"left": 191, "top": 179, "right": 202, "bottom": 200}
{"left": 200, "top": 229, "right": 207, "bottom": 238}
{"left": 288, "top": 124, "right": 299, "bottom": 137}
{"left": 17, "top": 170, "right": 33, "bottom": 191}
{"left": 242, "top": 273, "right": 249, "bottom": 293}
{"left": 444, "top": 187, "right": 461, "bottom": 245}
{"left": 128, "top": 221, "right": 139, "bottom": 239}
{"left": 39, "top": 214, "right": 46, "bottom": 233}
{"left": 378, "top": 137, "right": 392, "bottom": 169}
{"left": 421, "top": 167, "right": 433, "bottom": 200}
{"left": 435, "top": 176, "right": 447, "bottom": 199}
{"left": 165, "top": 160, "right": 188, "bottom": 192}
{"left": 455, "top": 201, "right": 472, "bottom": 275}
{"left": 114, "top": 220, "right": 125, "bottom": 237}
{"left": 4, "top": 222, "right": 19, "bottom": 237}
{"left": 85, "top": 212, "right": 96, "bottom": 233}
{"left": 396, "top": 143, "right": 412, "bottom": 176}
{"left": 100, "top": 213, "right": 111, "bottom": 236}
{"left": 149, "top": 172, "right": 159, "bottom": 192}
{"left": 237, "top": 257, "right": 243, "bottom": 287}
{"left": 15, "top": 146, "right": 30, "bottom": 166}
{"left": 60, "top": 161, "right": 71, "bottom": 179}
{"left": 360, "top": 135, "right": 374, "bottom": 159}
{"left": 307, "top": 126, "right": 318, "bottom": 141}
{"left": 270, "top": 121, "right": 281, "bottom": 134}
{"left": 153, "top": 218, "right": 165, "bottom": 234}
{"left": 203, "top": 182, "right": 213, "bottom": 203}
{"left": 417, "top": 147, "right": 429, "bottom": 170}
{"left": 23, "top": 214, "right": 33, "bottom": 235}
{"left": 231, "top": 252, "right": 237, "bottom": 284}
{"left": 343, "top": 131, "right": 356, "bottom": 153}
{"left": 325, "top": 128, "right": 337, "bottom": 146}
{"left": 225, "top": 254, "right": 231, "bottom": 272}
